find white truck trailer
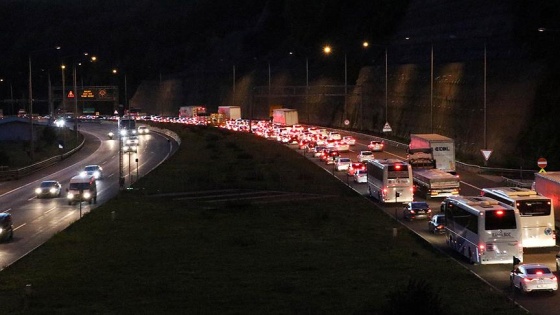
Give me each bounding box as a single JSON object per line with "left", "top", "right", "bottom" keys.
{"left": 533, "top": 172, "right": 560, "bottom": 215}
{"left": 179, "top": 106, "right": 206, "bottom": 118}
{"left": 218, "top": 106, "right": 241, "bottom": 120}
{"left": 272, "top": 108, "right": 298, "bottom": 126}
{"left": 408, "top": 148, "right": 460, "bottom": 199}
{"left": 409, "top": 133, "right": 456, "bottom": 173}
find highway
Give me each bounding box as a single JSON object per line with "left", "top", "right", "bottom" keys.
{"left": 288, "top": 130, "right": 558, "bottom": 315}
{"left": 0, "top": 121, "right": 177, "bottom": 270}
{"left": 0, "top": 121, "right": 557, "bottom": 314}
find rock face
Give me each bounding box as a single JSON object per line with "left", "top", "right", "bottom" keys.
{"left": 131, "top": 0, "right": 559, "bottom": 168}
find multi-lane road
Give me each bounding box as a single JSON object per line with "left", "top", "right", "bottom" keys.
{"left": 289, "top": 129, "right": 558, "bottom": 315}
{"left": 0, "top": 121, "right": 177, "bottom": 270}
{"left": 0, "top": 121, "right": 558, "bottom": 314}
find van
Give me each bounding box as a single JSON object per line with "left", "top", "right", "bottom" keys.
{"left": 67, "top": 175, "right": 97, "bottom": 205}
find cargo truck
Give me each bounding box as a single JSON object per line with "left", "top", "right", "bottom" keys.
{"left": 409, "top": 133, "right": 456, "bottom": 173}
{"left": 218, "top": 106, "right": 241, "bottom": 120}
{"left": 272, "top": 108, "right": 298, "bottom": 126}
{"left": 533, "top": 172, "right": 560, "bottom": 215}
{"left": 408, "top": 148, "right": 460, "bottom": 199}
{"left": 179, "top": 106, "right": 206, "bottom": 118}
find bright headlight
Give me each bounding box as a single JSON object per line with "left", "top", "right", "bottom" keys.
{"left": 68, "top": 193, "right": 74, "bottom": 199}
{"left": 94, "top": 171, "right": 100, "bottom": 178}
{"left": 49, "top": 187, "right": 57, "bottom": 194}
{"left": 83, "top": 192, "right": 91, "bottom": 199}
{"left": 35, "top": 188, "right": 42, "bottom": 194}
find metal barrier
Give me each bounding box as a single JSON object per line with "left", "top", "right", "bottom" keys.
{"left": 0, "top": 138, "right": 85, "bottom": 181}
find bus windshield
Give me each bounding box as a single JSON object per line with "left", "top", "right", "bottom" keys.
{"left": 516, "top": 200, "right": 551, "bottom": 216}
{"left": 485, "top": 210, "right": 517, "bottom": 230}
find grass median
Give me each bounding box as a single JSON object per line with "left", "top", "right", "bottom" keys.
{"left": 0, "top": 124, "right": 525, "bottom": 314}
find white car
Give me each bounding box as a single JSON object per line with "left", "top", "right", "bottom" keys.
{"left": 357, "top": 151, "right": 374, "bottom": 163}
{"left": 335, "top": 142, "right": 350, "bottom": 152}
{"left": 81, "top": 165, "right": 103, "bottom": 179}
{"left": 342, "top": 136, "right": 356, "bottom": 145}
{"left": 367, "top": 140, "right": 385, "bottom": 152}
{"left": 353, "top": 169, "right": 367, "bottom": 183}
{"left": 35, "top": 180, "right": 62, "bottom": 198}
{"left": 328, "top": 132, "right": 342, "bottom": 141}
{"left": 510, "top": 264, "right": 557, "bottom": 293}
{"left": 335, "top": 157, "right": 352, "bottom": 171}
{"left": 137, "top": 125, "right": 149, "bottom": 134}
{"left": 126, "top": 136, "right": 139, "bottom": 146}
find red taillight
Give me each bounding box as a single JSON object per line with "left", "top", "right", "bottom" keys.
{"left": 437, "top": 225, "right": 444, "bottom": 229}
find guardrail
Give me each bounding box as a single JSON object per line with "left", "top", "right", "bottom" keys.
{"left": 0, "top": 138, "right": 85, "bottom": 181}
{"left": 337, "top": 127, "right": 537, "bottom": 186}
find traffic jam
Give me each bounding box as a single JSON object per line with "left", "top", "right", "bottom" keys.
{"left": 124, "top": 108, "right": 560, "bottom": 306}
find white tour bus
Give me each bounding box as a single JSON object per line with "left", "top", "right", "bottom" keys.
{"left": 442, "top": 195, "right": 523, "bottom": 265}
{"left": 480, "top": 187, "right": 555, "bottom": 248}
{"left": 367, "top": 159, "right": 414, "bottom": 203}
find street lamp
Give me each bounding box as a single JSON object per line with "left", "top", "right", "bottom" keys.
{"left": 28, "top": 46, "right": 61, "bottom": 160}
{"left": 323, "top": 45, "right": 348, "bottom": 125}
{"left": 112, "top": 68, "right": 128, "bottom": 111}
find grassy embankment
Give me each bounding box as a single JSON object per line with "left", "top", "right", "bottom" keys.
{"left": 0, "top": 124, "right": 525, "bottom": 314}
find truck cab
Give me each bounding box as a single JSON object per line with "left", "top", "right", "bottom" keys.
{"left": 67, "top": 175, "right": 97, "bottom": 205}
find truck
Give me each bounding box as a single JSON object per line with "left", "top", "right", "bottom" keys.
{"left": 408, "top": 148, "right": 460, "bottom": 199}
{"left": 409, "top": 133, "right": 456, "bottom": 173}
{"left": 179, "top": 106, "right": 206, "bottom": 118}
{"left": 67, "top": 175, "right": 97, "bottom": 205}
{"left": 272, "top": 108, "right": 298, "bottom": 126}
{"left": 218, "top": 106, "right": 241, "bottom": 120}
{"left": 533, "top": 172, "right": 560, "bottom": 214}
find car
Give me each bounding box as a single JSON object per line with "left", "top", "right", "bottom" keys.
{"left": 0, "top": 213, "right": 13, "bottom": 242}
{"left": 322, "top": 149, "right": 340, "bottom": 164}
{"left": 353, "top": 169, "right": 367, "bottom": 183}
{"left": 125, "top": 135, "right": 140, "bottom": 146}
{"left": 81, "top": 165, "right": 103, "bottom": 179}
{"left": 35, "top": 180, "right": 62, "bottom": 198}
{"left": 428, "top": 214, "right": 446, "bottom": 234}
{"left": 313, "top": 146, "right": 326, "bottom": 158}
{"left": 123, "top": 143, "right": 138, "bottom": 153}
{"left": 367, "top": 140, "right": 385, "bottom": 152}
{"left": 334, "top": 157, "right": 352, "bottom": 171}
{"left": 510, "top": 264, "right": 557, "bottom": 293}
{"left": 347, "top": 162, "right": 366, "bottom": 176}
{"left": 335, "top": 141, "right": 350, "bottom": 152}
{"left": 328, "top": 132, "right": 342, "bottom": 141}
{"left": 342, "top": 136, "right": 356, "bottom": 145}
{"left": 137, "top": 125, "right": 149, "bottom": 134}
{"left": 357, "top": 150, "right": 375, "bottom": 163}
{"left": 403, "top": 202, "right": 432, "bottom": 221}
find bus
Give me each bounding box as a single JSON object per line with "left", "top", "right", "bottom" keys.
{"left": 480, "top": 187, "right": 555, "bottom": 248}
{"left": 442, "top": 195, "right": 523, "bottom": 264}
{"left": 118, "top": 116, "right": 137, "bottom": 135}
{"left": 367, "top": 159, "right": 414, "bottom": 203}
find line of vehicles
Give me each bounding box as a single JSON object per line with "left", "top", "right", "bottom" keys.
{"left": 254, "top": 123, "right": 559, "bottom": 294}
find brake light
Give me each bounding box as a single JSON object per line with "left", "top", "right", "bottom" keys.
{"left": 496, "top": 210, "right": 504, "bottom": 216}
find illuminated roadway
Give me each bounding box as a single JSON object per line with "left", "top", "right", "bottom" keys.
{"left": 289, "top": 130, "right": 557, "bottom": 315}
{"left": 0, "top": 121, "right": 556, "bottom": 313}
{"left": 0, "top": 121, "right": 178, "bottom": 271}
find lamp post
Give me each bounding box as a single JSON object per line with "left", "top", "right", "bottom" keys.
{"left": 322, "top": 45, "right": 348, "bottom": 125}
{"left": 28, "top": 46, "right": 61, "bottom": 160}
{"left": 112, "top": 69, "right": 128, "bottom": 111}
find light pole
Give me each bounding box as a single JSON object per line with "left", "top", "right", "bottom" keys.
{"left": 112, "top": 69, "right": 128, "bottom": 112}
{"left": 323, "top": 45, "right": 347, "bottom": 124}
{"left": 28, "top": 46, "right": 61, "bottom": 160}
